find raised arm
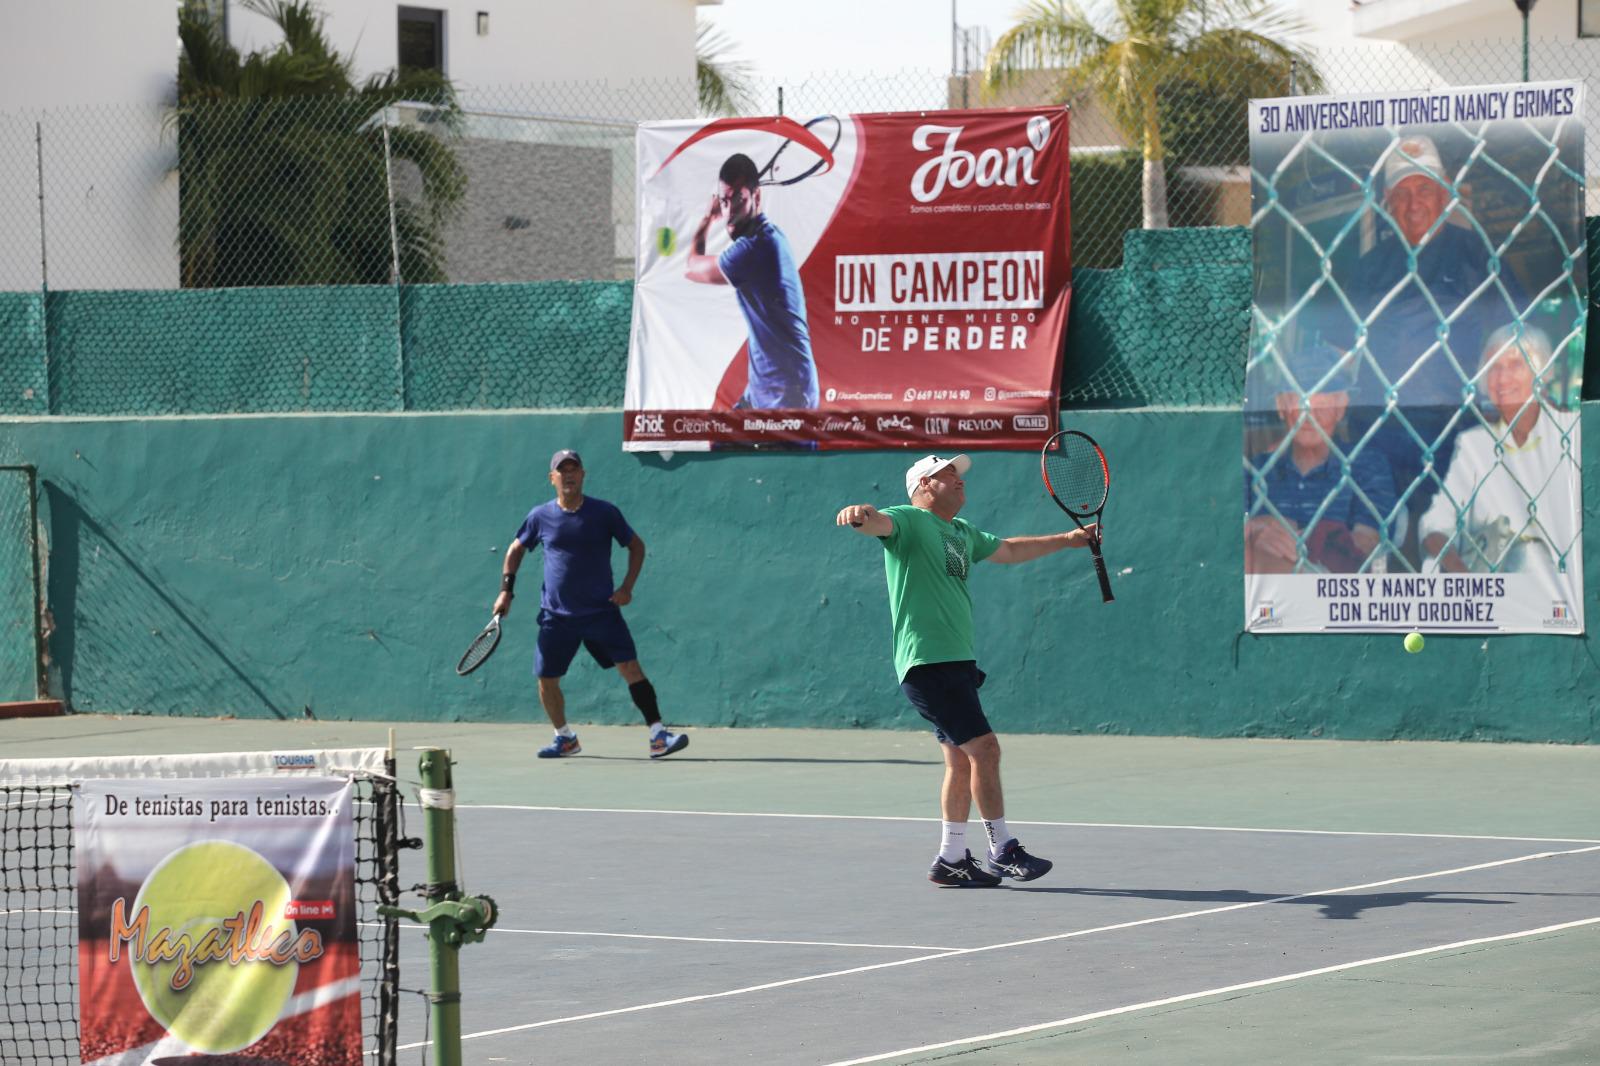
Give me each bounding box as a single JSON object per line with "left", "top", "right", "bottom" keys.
{"left": 987, "top": 525, "right": 1098, "bottom": 564}
{"left": 493, "top": 538, "right": 528, "bottom": 617}
{"left": 685, "top": 194, "right": 729, "bottom": 285}
{"left": 835, "top": 504, "right": 894, "bottom": 538}
{"left": 612, "top": 534, "right": 646, "bottom": 606}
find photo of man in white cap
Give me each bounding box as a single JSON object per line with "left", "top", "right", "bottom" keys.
{"left": 834, "top": 454, "right": 1098, "bottom": 888}
{"left": 1332, "top": 132, "right": 1526, "bottom": 552}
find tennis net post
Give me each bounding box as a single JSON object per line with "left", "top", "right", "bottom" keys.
{"left": 378, "top": 747, "right": 495, "bottom": 1066}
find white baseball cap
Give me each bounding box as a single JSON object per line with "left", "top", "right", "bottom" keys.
{"left": 1383, "top": 134, "right": 1445, "bottom": 189}
{"left": 905, "top": 453, "right": 971, "bottom": 499}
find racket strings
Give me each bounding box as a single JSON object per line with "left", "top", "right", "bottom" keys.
{"left": 1043, "top": 451, "right": 1107, "bottom": 516}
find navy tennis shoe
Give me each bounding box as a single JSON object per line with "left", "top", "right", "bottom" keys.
{"left": 928, "top": 850, "right": 1002, "bottom": 887}
{"left": 537, "top": 733, "right": 581, "bottom": 758}
{"left": 650, "top": 730, "right": 688, "bottom": 758}
{"left": 986, "top": 839, "right": 1053, "bottom": 882}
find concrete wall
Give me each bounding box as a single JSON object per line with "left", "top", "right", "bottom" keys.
{"left": 6, "top": 405, "right": 1595, "bottom": 741}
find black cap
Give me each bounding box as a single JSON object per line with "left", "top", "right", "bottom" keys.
{"left": 549, "top": 449, "right": 583, "bottom": 471}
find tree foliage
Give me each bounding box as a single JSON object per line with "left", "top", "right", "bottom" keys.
{"left": 983, "top": 0, "right": 1321, "bottom": 228}
{"left": 175, "top": 0, "right": 466, "bottom": 286}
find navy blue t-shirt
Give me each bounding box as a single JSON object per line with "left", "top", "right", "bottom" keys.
{"left": 514, "top": 497, "right": 636, "bottom": 618}
{"left": 718, "top": 215, "right": 818, "bottom": 409}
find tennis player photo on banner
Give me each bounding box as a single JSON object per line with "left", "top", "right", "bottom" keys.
{"left": 75, "top": 775, "right": 361, "bottom": 1065}
{"left": 625, "top": 107, "right": 1071, "bottom": 450}
{"left": 1244, "top": 80, "right": 1586, "bottom": 635}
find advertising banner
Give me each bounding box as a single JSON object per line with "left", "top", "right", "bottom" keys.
{"left": 1245, "top": 81, "right": 1586, "bottom": 634}
{"left": 75, "top": 777, "right": 361, "bottom": 1065}
{"left": 625, "top": 107, "right": 1071, "bottom": 450}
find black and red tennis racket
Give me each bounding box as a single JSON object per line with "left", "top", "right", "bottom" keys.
{"left": 455, "top": 614, "right": 503, "bottom": 676}
{"left": 758, "top": 115, "right": 842, "bottom": 186}
{"left": 1041, "top": 430, "right": 1113, "bottom": 603}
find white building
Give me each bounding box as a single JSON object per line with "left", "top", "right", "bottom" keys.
{"left": 1290, "top": 0, "right": 1600, "bottom": 211}
{"left": 0, "top": 0, "right": 710, "bottom": 289}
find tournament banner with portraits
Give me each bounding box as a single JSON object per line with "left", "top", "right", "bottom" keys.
{"left": 1244, "top": 80, "right": 1585, "bottom": 635}
{"left": 624, "top": 107, "right": 1070, "bottom": 451}
{"left": 75, "top": 776, "right": 361, "bottom": 1065}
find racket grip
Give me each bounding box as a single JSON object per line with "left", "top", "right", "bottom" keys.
{"left": 1091, "top": 547, "right": 1114, "bottom": 603}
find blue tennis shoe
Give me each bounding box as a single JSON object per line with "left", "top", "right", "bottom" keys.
{"left": 537, "top": 733, "right": 581, "bottom": 758}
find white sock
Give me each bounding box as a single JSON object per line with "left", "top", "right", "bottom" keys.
{"left": 649, "top": 722, "right": 667, "bottom": 738}
{"left": 938, "top": 822, "right": 967, "bottom": 862}
{"left": 982, "top": 818, "right": 1011, "bottom": 857}
{"left": 556, "top": 725, "right": 576, "bottom": 738}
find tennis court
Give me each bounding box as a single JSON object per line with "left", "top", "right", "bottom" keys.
{"left": 5, "top": 713, "right": 1597, "bottom": 1065}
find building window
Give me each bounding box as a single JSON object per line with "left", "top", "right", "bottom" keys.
{"left": 398, "top": 7, "right": 445, "bottom": 73}
{"left": 1582, "top": 0, "right": 1600, "bottom": 38}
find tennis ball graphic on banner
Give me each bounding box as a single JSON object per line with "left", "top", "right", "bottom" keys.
{"left": 655, "top": 226, "right": 676, "bottom": 257}
{"left": 126, "top": 841, "right": 305, "bottom": 1053}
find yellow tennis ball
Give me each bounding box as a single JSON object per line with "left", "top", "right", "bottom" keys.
{"left": 129, "top": 840, "right": 299, "bottom": 1053}
{"left": 1404, "top": 631, "right": 1424, "bottom": 654}
{"left": 655, "top": 226, "right": 676, "bottom": 256}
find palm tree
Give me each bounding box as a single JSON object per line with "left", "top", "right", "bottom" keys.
{"left": 175, "top": 0, "right": 465, "bottom": 286}
{"left": 696, "top": 19, "right": 755, "bottom": 117}
{"left": 983, "top": 0, "right": 1319, "bottom": 229}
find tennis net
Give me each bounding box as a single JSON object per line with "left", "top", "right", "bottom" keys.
{"left": 0, "top": 748, "right": 401, "bottom": 1066}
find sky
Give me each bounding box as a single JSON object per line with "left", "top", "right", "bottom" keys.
{"left": 699, "top": 0, "right": 1033, "bottom": 85}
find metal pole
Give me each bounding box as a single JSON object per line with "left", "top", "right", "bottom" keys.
{"left": 417, "top": 747, "right": 465, "bottom": 1066}
{"left": 380, "top": 118, "right": 407, "bottom": 410}
{"left": 34, "top": 123, "right": 47, "bottom": 293}
{"left": 777, "top": 86, "right": 784, "bottom": 117}
{"left": 35, "top": 122, "right": 50, "bottom": 415}
{"left": 1289, "top": 58, "right": 1298, "bottom": 97}
{"left": 1522, "top": 10, "right": 1530, "bottom": 82}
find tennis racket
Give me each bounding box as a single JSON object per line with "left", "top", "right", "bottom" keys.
{"left": 1041, "top": 430, "right": 1113, "bottom": 603}
{"left": 758, "top": 115, "right": 841, "bottom": 187}
{"left": 455, "top": 614, "right": 502, "bottom": 676}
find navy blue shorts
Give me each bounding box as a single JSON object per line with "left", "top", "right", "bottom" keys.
{"left": 534, "top": 608, "right": 638, "bottom": 678}
{"left": 899, "top": 661, "right": 991, "bottom": 746}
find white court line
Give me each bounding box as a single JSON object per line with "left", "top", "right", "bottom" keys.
{"left": 443, "top": 803, "right": 1600, "bottom": 845}
{"left": 823, "top": 915, "right": 1600, "bottom": 1065}
{"left": 366, "top": 921, "right": 954, "bottom": 951}
{"left": 399, "top": 843, "right": 1600, "bottom": 1051}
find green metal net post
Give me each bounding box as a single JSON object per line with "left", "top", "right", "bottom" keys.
{"left": 379, "top": 747, "right": 496, "bottom": 1066}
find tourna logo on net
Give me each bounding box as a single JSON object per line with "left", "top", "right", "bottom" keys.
{"left": 272, "top": 753, "right": 316, "bottom": 771}
{"left": 910, "top": 117, "right": 1048, "bottom": 203}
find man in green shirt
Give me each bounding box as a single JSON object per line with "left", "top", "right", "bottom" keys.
{"left": 836, "top": 454, "right": 1098, "bottom": 887}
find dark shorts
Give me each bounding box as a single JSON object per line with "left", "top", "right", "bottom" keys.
{"left": 899, "top": 661, "right": 991, "bottom": 747}
{"left": 534, "top": 608, "right": 637, "bottom": 678}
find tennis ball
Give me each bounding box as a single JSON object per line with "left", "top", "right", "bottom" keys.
{"left": 129, "top": 840, "right": 299, "bottom": 1053}
{"left": 655, "top": 226, "right": 676, "bottom": 256}
{"left": 1404, "top": 631, "right": 1424, "bottom": 654}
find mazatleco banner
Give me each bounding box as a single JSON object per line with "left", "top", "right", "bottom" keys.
{"left": 75, "top": 777, "right": 361, "bottom": 1065}
{"left": 625, "top": 107, "right": 1071, "bottom": 451}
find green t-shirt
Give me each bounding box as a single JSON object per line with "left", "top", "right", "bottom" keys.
{"left": 878, "top": 504, "right": 1002, "bottom": 681}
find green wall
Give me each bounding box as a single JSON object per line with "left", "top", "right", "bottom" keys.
{"left": 6, "top": 406, "right": 1595, "bottom": 741}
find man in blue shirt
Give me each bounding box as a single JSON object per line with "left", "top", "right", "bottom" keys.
{"left": 685, "top": 152, "right": 819, "bottom": 409}
{"left": 491, "top": 450, "right": 687, "bottom": 759}
{"left": 1246, "top": 343, "right": 1398, "bottom": 573}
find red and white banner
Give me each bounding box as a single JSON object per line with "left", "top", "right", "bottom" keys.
{"left": 75, "top": 777, "right": 361, "bottom": 1065}
{"left": 625, "top": 107, "right": 1071, "bottom": 451}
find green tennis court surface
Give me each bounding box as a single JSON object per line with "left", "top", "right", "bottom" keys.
{"left": 4, "top": 715, "right": 1597, "bottom": 1065}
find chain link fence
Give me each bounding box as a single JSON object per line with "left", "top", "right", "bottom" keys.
{"left": 0, "top": 39, "right": 1594, "bottom": 415}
